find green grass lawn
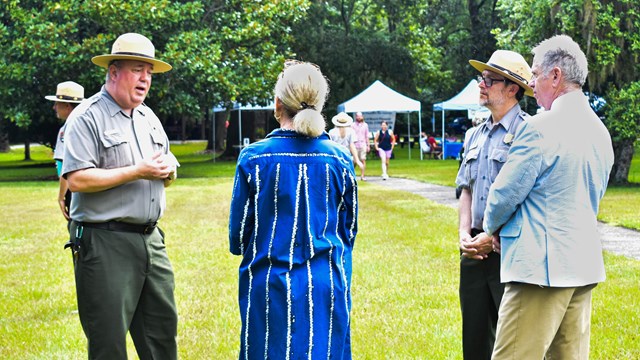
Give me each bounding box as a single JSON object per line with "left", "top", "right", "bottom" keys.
{"left": 0, "top": 141, "right": 639, "bottom": 358}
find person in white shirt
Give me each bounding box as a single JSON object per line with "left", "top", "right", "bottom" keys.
{"left": 329, "top": 112, "right": 363, "bottom": 170}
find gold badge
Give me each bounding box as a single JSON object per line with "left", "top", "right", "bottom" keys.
{"left": 503, "top": 134, "right": 514, "bottom": 144}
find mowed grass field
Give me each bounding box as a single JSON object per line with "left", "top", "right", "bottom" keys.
{"left": 1, "top": 141, "right": 639, "bottom": 359}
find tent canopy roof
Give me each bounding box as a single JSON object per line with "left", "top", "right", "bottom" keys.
{"left": 433, "top": 79, "right": 484, "bottom": 111}
{"left": 337, "top": 80, "right": 421, "bottom": 113}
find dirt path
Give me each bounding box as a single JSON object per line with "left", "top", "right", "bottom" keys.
{"left": 369, "top": 176, "right": 640, "bottom": 261}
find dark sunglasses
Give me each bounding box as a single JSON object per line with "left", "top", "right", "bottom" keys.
{"left": 477, "top": 75, "right": 511, "bottom": 87}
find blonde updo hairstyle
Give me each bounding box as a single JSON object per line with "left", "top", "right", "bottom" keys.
{"left": 274, "top": 62, "right": 329, "bottom": 137}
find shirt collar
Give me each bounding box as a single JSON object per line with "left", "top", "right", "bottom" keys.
{"left": 486, "top": 103, "right": 521, "bottom": 132}
{"left": 266, "top": 128, "right": 330, "bottom": 140}
{"left": 100, "top": 86, "right": 146, "bottom": 118}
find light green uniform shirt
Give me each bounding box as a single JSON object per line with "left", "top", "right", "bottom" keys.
{"left": 62, "top": 86, "right": 178, "bottom": 224}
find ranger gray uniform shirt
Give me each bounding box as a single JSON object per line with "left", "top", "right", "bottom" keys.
{"left": 53, "top": 122, "right": 67, "bottom": 161}
{"left": 62, "top": 86, "right": 178, "bottom": 224}
{"left": 455, "top": 104, "right": 528, "bottom": 230}
{"left": 54, "top": 105, "right": 83, "bottom": 161}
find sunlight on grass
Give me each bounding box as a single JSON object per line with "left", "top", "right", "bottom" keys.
{"left": 1, "top": 179, "right": 639, "bottom": 359}
{"left": 0, "top": 141, "right": 638, "bottom": 358}
{"left": 599, "top": 186, "right": 640, "bottom": 229}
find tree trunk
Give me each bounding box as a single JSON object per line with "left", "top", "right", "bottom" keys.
{"left": 206, "top": 109, "right": 229, "bottom": 152}
{"left": 215, "top": 111, "right": 227, "bottom": 151}
{"left": 24, "top": 138, "right": 31, "bottom": 161}
{"left": 221, "top": 110, "right": 241, "bottom": 158}
{"left": 0, "top": 118, "right": 9, "bottom": 153}
{"left": 221, "top": 110, "right": 258, "bottom": 159}
{"left": 200, "top": 112, "right": 206, "bottom": 140}
{"left": 181, "top": 116, "right": 187, "bottom": 141}
{"left": 610, "top": 139, "right": 634, "bottom": 185}
{"left": 467, "top": 0, "right": 498, "bottom": 60}
{"left": 206, "top": 108, "right": 214, "bottom": 151}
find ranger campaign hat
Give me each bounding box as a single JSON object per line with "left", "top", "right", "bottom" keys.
{"left": 469, "top": 50, "right": 534, "bottom": 97}
{"left": 44, "top": 81, "right": 84, "bottom": 103}
{"left": 92, "top": 33, "right": 172, "bottom": 73}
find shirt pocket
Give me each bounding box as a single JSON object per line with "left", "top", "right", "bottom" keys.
{"left": 489, "top": 147, "right": 509, "bottom": 182}
{"left": 463, "top": 146, "right": 480, "bottom": 184}
{"left": 150, "top": 127, "right": 166, "bottom": 153}
{"left": 99, "top": 131, "right": 133, "bottom": 169}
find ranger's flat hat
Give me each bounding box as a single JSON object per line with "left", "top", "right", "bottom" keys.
{"left": 92, "top": 33, "right": 172, "bottom": 73}
{"left": 469, "top": 50, "right": 534, "bottom": 97}
{"left": 44, "top": 81, "right": 84, "bottom": 103}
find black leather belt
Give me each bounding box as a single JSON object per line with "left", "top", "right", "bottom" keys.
{"left": 80, "top": 221, "right": 157, "bottom": 235}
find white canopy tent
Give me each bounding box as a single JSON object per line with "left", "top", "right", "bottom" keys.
{"left": 337, "top": 80, "right": 422, "bottom": 159}
{"left": 432, "top": 79, "right": 487, "bottom": 159}
{"left": 212, "top": 101, "right": 274, "bottom": 161}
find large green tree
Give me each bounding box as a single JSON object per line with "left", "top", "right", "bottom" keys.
{"left": 291, "top": 0, "right": 451, "bottom": 137}
{"left": 290, "top": 0, "right": 507, "bottom": 136}
{"left": 0, "top": 0, "right": 305, "bottom": 158}
{"left": 493, "top": 0, "right": 640, "bottom": 184}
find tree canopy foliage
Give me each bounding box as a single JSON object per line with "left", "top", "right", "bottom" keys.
{"left": 492, "top": 0, "right": 640, "bottom": 183}
{"left": 0, "top": 0, "right": 304, "bottom": 149}
{"left": 1, "top": 0, "right": 637, "bottom": 182}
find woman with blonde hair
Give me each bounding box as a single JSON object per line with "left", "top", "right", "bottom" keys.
{"left": 229, "top": 60, "right": 358, "bottom": 360}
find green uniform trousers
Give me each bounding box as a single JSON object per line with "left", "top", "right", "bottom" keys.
{"left": 70, "top": 222, "right": 178, "bottom": 360}
{"left": 459, "top": 250, "right": 504, "bottom": 360}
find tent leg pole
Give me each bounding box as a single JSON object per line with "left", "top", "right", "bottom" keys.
{"left": 407, "top": 113, "right": 411, "bottom": 160}
{"left": 418, "top": 111, "right": 423, "bottom": 160}
{"left": 441, "top": 110, "right": 445, "bottom": 160}
{"left": 239, "top": 110, "right": 242, "bottom": 154}
{"left": 211, "top": 109, "right": 216, "bottom": 162}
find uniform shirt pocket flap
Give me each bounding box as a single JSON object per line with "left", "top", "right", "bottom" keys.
{"left": 464, "top": 147, "right": 480, "bottom": 163}
{"left": 150, "top": 128, "right": 166, "bottom": 146}
{"left": 489, "top": 148, "right": 508, "bottom": 163}
{"left": 100, "top": 130, "right": 128, "bottom": 148}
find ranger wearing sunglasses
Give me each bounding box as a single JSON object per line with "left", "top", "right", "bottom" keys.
{"left": 455, "top": 50, "right": 534, "bottom": 360}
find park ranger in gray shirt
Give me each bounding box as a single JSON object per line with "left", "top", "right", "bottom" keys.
{"left": 454, "top": 50, "right": 533, "bottom": 360}
{"left": 62, "top": 33, "right": 179, "bottom": 360}
{"left": 63, "top": 86, "right": 176, "bottom": 224}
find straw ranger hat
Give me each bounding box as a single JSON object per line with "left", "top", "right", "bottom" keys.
{"left": 92, "top": 33, "right": 172, "bottom": 73}
{"left": 44, "top": 81, "right": 84, "bottom": 103}
{"left": 332, "top": 112, "right": 354, "bottom": 127}
{"left": 469, "top": 50, "right": 534, "bottom": 97}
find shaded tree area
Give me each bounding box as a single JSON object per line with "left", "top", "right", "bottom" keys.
{"left": 493, "top": 0, "right": 640, "bottom": 184}
{"left": 290, "top": 0, "right": 506, "bottom": 136}
{"left": 1, "top": 0, "right": 305, "bottom": 158}
{"left": 2, "top": 0, "right": 638, "bottom": 178}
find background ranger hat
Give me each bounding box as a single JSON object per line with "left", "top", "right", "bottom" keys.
{"left": 332, "top": 112, "right": 354, "bottom": 127}
{"left": 92, "top": 33, "right": 172, "bottom": 73}
{"left": 44, "top": 81, "right": 84, "bottom": 103}
{"left": 469, "top": 50, "right": 534, "bottom": 97}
